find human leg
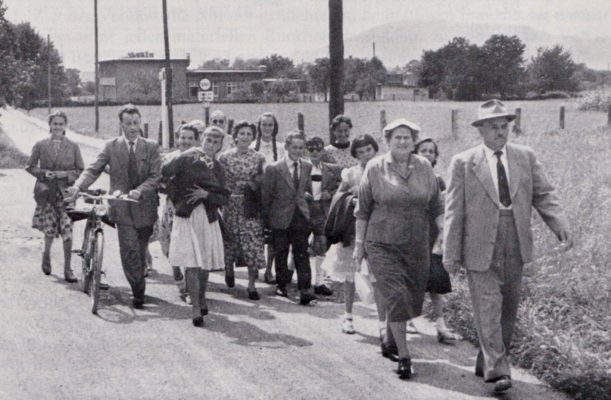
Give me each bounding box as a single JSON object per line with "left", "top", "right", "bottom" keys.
{"left": 42, "top": 235, "right": 53, "bottom": 275}
{"left": 117, "top": 224, "right": 147, "bottom": 302}
{"left": 185, "top": 267, "right": 203, "bottom": 326}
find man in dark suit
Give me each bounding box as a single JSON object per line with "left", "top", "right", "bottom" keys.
{"left": 67, "top": 104, "right": 161, "bottom": 309}
{"left": 443, "top": 99, "right": 572, "bottom": 393}
{"left": 306, "top": 136, "right": 342, "bottom": 296}
{"left": 262, "top": 131, "right": 317, "bottom": 305}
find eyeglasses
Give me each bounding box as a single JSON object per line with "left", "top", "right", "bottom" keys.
{"left": 212, "top": 119, "right": 225, "bottom": 124}
{"left": 307, "top": 148, "right": 323, "bottom": 153}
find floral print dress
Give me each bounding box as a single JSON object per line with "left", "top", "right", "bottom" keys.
{"left": 218, "top": 148, "right": 266, "bottom": 270}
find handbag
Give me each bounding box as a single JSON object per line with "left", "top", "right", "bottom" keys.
{"left": 33, "top": 180, "right": 55, "bottom": 205}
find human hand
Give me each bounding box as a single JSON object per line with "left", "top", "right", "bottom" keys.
{"left": 320, "top": 191, "right": 331, "bottom": 201}
{"left": 443, "top": 261, "right": 461, "bottom": 275}
{"left": 63, "top": 186, "right": 79, "bottom": 203}
{"left": 186, "top": 185, "right": 208, "bottom": 204}
{"left": 304, "top": 192, "right": 313, "bottom": 202}
{"left": 128, "top": 189, "right": 141, "bottom": 200}
{"left": 557, "top": 230, "right": 573, "bottom": 251}
{"left": 45, "top": 170, "right": 56, "bottom": 180}
{"left": 53, "top": 171, "right": 68, "bottom": 179}
{"left": 353, "top": 241, "right": 365, "bottom": 266}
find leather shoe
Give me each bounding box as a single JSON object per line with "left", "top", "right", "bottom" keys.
{"left": 225, "top": 268, "right": 235, "bottom": 288}
{"left": 475, "top": 366, "right": 484, "bottom": 378}
{"left": 41, "top": 256, "right": 51, "bottom": 275}
{"left": 192, "top": 316, "right": 204, "bottom": 327}
{"left": 299, "top": 291, "right": 317, "bottom": 305}
{"left": 248, "top": 289, "right": 260, "bottom": 301}
{"left": 64, "top": 268, "right": 78, "bottom": 283}
{"left": 200, "top": 308, "right": 208, "bottom": 316}
{"left": 99, "top": 282, "right": 110, "bottom": 290}
{"left": 275, "top": 286, "right": 288, "bottom": 297}
{"left": 381, "top": 342, "right": 399, "bottom": 362}
{"left": 314, "top": 284, "right": 333, "bottom": 296}
{"left": 493, "top": 376, "right": 512, "bottom": 393}
{"left": 395, "top": 357, "right": 413, "bottom": 380}
{"left": 132, "top": 298, "right": 144, "bottom": 309}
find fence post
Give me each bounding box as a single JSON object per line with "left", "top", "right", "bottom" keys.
{"left": 227, "top": 118, "right": 234, "bottom": 136}
{"left": 451, "top": 109, "right": 458, "bottom": 140}
{"left": 380, "top": 109, "right": 387, "bottom": 133}
{"left": 143, "top": 123, "right": 149, "bottom": 138}
{"left": 607, "top": 104, "right": 611, "bottom": 127}
{"left": 297, "top": 112, "right": 305, "bottom": 134}
{"left": 204, "top": 106, "right": 210, "bottom": 125}
{"left": 158, "top": 121, "right": 163, "bottom": 145}
{"left": 559, "top": 106, "right": 565, "bottom": 129}
{"left": 512, "top": 108, "right": 522, "bottom": 135}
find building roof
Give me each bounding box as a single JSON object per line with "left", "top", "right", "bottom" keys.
{"left": 187, "top": 69, "right": 264, "bottom": 74}
{"left": 99, "top": 58, "right": 190, "bottom": 64}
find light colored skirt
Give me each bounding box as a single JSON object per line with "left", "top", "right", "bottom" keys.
{"left": 322, "top": 243, "right": 375, "bottom": 283}
{"left": 168, "top": 204, "right": 224, "bottom": 270}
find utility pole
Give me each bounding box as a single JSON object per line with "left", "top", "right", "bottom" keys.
{"left": 47, "top": 35, "right": 51, "bottom": 113}
{"left": 162, "top": 0, "right": 174, "bottom": 147}
{"left": 94, "top": 0, "right": 99, "bottom": 133}
{"left": 328, "top": 0, "right": 344, "bottom": 144}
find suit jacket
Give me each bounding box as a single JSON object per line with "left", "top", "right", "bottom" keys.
{"left": 443, "top": 143, "right": 570, "bottom": 271}
{"left": 27, "top": 137, "right": 85, "bottom": 202}
{"left": 161, "top": 150, "right": 229, "bottom": 222}
{"left": 262, "top": 157, "right": 312, "bottom": 230}
{"left": 313, "top": 161, "right": 342, "bottom": 215}
{"left": 75, "top": 136, "right": 161, "bottom": 228}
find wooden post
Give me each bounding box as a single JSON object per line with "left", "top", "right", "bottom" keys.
{"left": 512, "top": 108, "right": 522, "bottom": 135}
{"left": 204, "top": 106, "right": 210, "bottom": 125}
{"left": 451, "top": 109, "right": 458, "bottom": 139}
{"left": 143, "top": 123, "right": 149, "bottom": 138}
{"left": 158, "top": 121, "right": 163, "bottom": 145}
{"left": 297, "top": 112, "right": 305, "bottom": 134}
{"left": 227, "top": 118, "right": 234, "bottom": 136}
{"left": 94, "top": 0, "right": 99, "bottom": 133}
{"left": 328, "top": 0, "right": 344, "bottom": 144}
{"left": 47, "top": 35, "right": 51, "bottom": 114}
{"left": 162, "top": 0, "right": 174, "bottom": 147}
{"left": 559, "top": 106, "right": 565, "bottom": 129}
{"left": 607, "top": 104, "right": 611, "bottom": 127}
{"left": 380, "top": 109, "right": 387, "bottom": 133}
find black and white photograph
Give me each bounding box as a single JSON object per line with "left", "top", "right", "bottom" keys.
{"left": 0, "top": 0, "right": 609, "bottom": 399}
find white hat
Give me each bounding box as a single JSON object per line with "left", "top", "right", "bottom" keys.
{"left": 383, "top": 118, "right": 421, "bottom": 135}
{"left": 472, "top": 99, "right": 516, "bottom": 127}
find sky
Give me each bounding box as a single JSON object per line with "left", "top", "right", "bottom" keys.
{"left": 4, "top": 0, "right": 611, "bottom": 73}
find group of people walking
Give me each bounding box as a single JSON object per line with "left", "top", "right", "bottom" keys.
{"left": 27, "top": 99, "right": 572, "bottom": 393}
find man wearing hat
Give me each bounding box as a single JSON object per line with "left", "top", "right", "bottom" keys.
{"left": 443, "top": 99, "right": 572, "bottom": 393}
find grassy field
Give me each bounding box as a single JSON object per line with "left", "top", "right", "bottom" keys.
{"left": 28, "top": 100, "right": 611, "bottom": 399}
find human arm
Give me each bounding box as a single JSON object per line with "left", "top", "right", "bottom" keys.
{"left": 353, "top": 165, "right": 374, "bottom": 269}
{"left": 67, "top": 141, "right": 111, "bottom": 198}
{"left": 442, "top": 155, "right": 466, "bottom": 274}
{"left": 130, "top": 141, "right": 161, "bottom": 199}
{"left": 25, "top": 142, "right": 44, "bottom": 179}
{"left": 260, "top": 164, "right": 276, "bottom": 227}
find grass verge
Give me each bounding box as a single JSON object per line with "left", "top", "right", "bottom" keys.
{"left": 0, "top": 126, "right": 29, "bottom": 168}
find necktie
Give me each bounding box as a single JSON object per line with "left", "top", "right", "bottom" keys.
{"left": 128, "top": 141, "right": 138, "bottom": 190}
{"left": 494, "top": 151, "right": 511, "bottom": 207}
{"left": 292, "top": 161, "right": 299, "bottom": 189}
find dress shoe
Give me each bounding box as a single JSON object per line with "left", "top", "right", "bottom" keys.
{"left": 192, "top": 316, "right": 204, "bottom": 327}
{"left": 64, "top": 268, "right": 78, "bottom": 283}
{"left": 381, "top": 342, "right": 399, "bottom": 362}
{"left": 247, "top": 289, "right": 260, "bottom": 301}
{"left": 341, "top": 317, "right": 355, "bottom": 334}
{"left": 475, "top": 366, "right": 484, "bottom": 378}
{"left": 437, "top": 329, "right": 462, "bottom": 344}
{"left": 99, "top": 282, "right": 110, "bottom": 290}
{"left": 200, "top": 308, "right": 208, "bottom": 316}
{"left": 264, "top": 271, "right": 276, "bottom": 284}
{"left": 493, "top": 376, "right": 512, "bottom": 393}
{"left": 225, "top": 268, "right": 235, "bottom": 288}
{"left": 396, "top": 358, "right": 413, "bottom": 380}
{"left": 299, "top": 291, "right": 317, "bottom": 305}
{"left": 41, "top": 255, "right": 51, "bottom": 275}
{"left": 314, "top": 284, "right": 333, "bottom": 296}
{"left": 132, "top": 298, "right": 144, "bottom": 309}
{"left": 275, "top": 286, "right": 288, "bottom": 297}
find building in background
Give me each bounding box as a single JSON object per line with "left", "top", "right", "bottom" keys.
{"left": 98, "top": 56, "right": 190, "bottom": 103}
{"left": 376, "top": 71, "right": 429, "bottom": 101}
{"left": 185, "top": 68, "right": 266, "bottom": 102}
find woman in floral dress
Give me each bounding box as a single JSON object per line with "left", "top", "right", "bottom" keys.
{"left": 219, "top": 121, "right": 267, "bottom": 300}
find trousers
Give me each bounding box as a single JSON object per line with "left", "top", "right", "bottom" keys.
{"left": 272, "top": 209, "right": 312, "bottom": 291}
{"left": 117, "top": 224, "right": 154, "bottom": 300}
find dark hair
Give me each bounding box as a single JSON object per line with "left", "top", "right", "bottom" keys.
{"left": 48, "top": 110, "right": 68, "bottom": 125}
{"left": 329, "top": 114, "right": 353, "bottom": 132}
{"left": 232, "top": 120, "right": 256, "bottom": 141}
{"left": 414, "top": 137, "right": 440, "bottom": 167}
{"left": 306, "top": 136, "right": 325, "bottom": 148}
{"left": 284, "top": 130, "right": 306, "bottom": 147}
{"left": 118, "top": 103, "right": 141, "bottom": 121}
{"left": 350, "top": 134, "right": 379, "bottom": 158}
{"left": 175, "top": 123, "right": 200, "bottom": 141}
{"left": 254, "top": 112, "right": 279, "bottom": 161}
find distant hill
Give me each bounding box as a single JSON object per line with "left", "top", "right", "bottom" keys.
{"left": 292, "top": 20, "right": 611, "bottom": 70}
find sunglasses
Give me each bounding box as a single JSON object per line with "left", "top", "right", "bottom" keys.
{"left": 212, "top": 119, "right": 225, "bottom": 124}
{"left": 307, "top": 148, "right": 323, "bottom": 153}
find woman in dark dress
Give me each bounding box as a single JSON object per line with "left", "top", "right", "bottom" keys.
{"left": 27, "top": 111, "right": 84, "bottom": 282}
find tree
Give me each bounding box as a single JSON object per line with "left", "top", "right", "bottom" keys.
{"left": 259, "top": 54, "right": 295, "bottom": 78}
{"left": 0, "top": 0, "right": 20, "bottom": 105}
{"left": 64, "top": 68, "right": 81, "bottom": 96}
{"left": 308, "top": 57, "right": 330, "bottom": 101}
{"left": 480, "top": 34, "right": 526, "bottom": 98}
{"left": 123, "top": 70, "right": 160, "bottom": 103}
{"left": 249, "top": 80, "right": 266, "bottom": 101}
{"left": 231, "top": 57, "right": 260, "bottom": 70}
{"left": 268, "top": 79, "right": 299, "bottom": 102}
{"left": 527, "top": 45, "right": 579, "bottom": 93}
{"left": 199, "top": 58, "right": 230, "bottom": 70}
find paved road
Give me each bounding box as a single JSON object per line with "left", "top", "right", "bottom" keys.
{"left": 0, "top": 109, "right": 567, "bottom": 399}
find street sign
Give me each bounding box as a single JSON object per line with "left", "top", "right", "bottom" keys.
{"left": 198, "top": 90, "right": 214, "bottom": 102}
{"left": 199, "top": 78, "right": 211, "bottom": 91}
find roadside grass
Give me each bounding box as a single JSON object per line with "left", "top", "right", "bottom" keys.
{"left": 0, "top": 125, "right": 29, "bottom": 168}
{"left": 28, "top": 100, "right": 611, "bottom": 399}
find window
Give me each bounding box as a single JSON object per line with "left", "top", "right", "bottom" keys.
{"left": 226, "top": 82, "right": 238, "bottom": 95}
{"left": 189, "top": 87, "right": 198, "bottom": 98}
{"left": 212, "top": 82, "right": 219, "bottom": 96}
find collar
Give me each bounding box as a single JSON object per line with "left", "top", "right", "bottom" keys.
{"left": 285, "top": 156, "right": 301, "bottom": 169}
{"left": 482, "top": 143, "right": 507, "bottom": 158}
{"left": 123, "top": 134, "right": 141, "bottom": 146}
{"left": 383, "top": 151, "right": 413, "bottom": 165}
{"left": 331, "top": 141, "right": 350, "bottom": 150}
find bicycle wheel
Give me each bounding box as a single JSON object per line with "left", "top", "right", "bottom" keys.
{"left": 90, "top": 231, "right": 104, "bottom": 314}
{"left": 80, "top": 224, "right": 93, "bottom": 294}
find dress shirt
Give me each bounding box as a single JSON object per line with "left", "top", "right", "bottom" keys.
{"left": 286, "top": 157, "right": 301, "bottom": 179}
{"left": 311, "top": 163, "right": 322, "bottom": 200}
{"left": 482, "top": 144, "right": 511, "bottom": 209}
{"left": 124, "top": 135, "right": 141, "bottom": 152}
{"left": 250, "top": 139, "right": 285, "bottom": 165}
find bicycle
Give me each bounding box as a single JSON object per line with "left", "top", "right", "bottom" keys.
{"left": 66, "top": 189, "right": 136, "bottom": 314}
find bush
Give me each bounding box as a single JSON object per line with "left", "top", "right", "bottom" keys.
{"left": 578, "top": 92, "right": 611, "bottom": 111}
{"left": 525, "top": 91, "right": 573, "bottom": 100}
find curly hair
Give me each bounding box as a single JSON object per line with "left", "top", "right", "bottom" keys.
{"left": 232, "top": 120, "right": 256, "bottom": 141}
{"left": 329, "top": 114, "right": 353, "bottom": 132}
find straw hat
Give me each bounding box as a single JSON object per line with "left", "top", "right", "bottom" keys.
{"left": 472, "top": 99, "right": 516, "bottom": 127}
